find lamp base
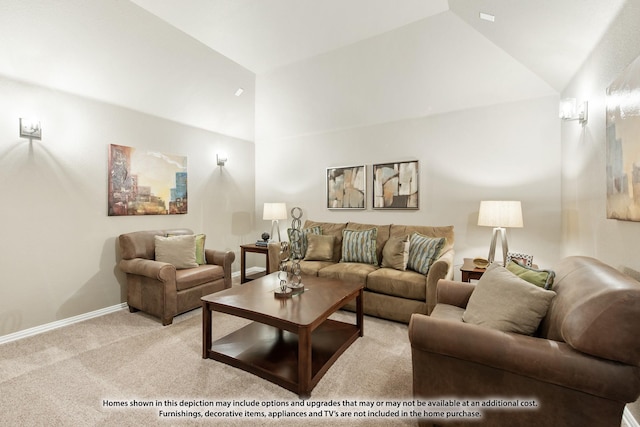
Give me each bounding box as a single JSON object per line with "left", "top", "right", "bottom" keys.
{"left": 487, "top": 227, "right": 509, "bottom": 266}
{"left": 270, "top": 220, "right": 281, "bottom": 242}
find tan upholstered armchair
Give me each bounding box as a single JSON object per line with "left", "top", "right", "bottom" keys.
{"left": 118, "top": 228, "right": 235, "bottom": 325}
{"left": 409, "top": 256, "right": 640, "bottom": 427}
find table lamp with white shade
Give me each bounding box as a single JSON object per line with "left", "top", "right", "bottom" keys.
{"left": 477, "top": 201, "right": 523, "bottom": 266}
{"left": 263, "top": 202, "right": 288, "bottom": 242}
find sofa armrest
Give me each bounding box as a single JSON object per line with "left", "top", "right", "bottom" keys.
{"left": 435, "top": 279, "right": 475, "bottom": 308}
{"left": 408, "top": 313, "right": 640, "bottom": 401}
{"left": 205, "top": 249, "right": 235, "bottom": 288}
{"left": 425, "top": 249, "right": 454, "bottom": 315}
{"left": 267, "top": 242, "right": 289, "bottom": 274}
{"left": 118, "top": 258, "right": 175, "bottom": 282}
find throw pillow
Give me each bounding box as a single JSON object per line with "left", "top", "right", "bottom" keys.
{"left": 381, "top": 235, "right": 410, "bottom": 271}
{"left": 167, "top": 233, "right": 206, "bottom": 264}
{"left": 304, "top": 234, "right": 335, "bottom": 261}
{"left": 407, "top": 233, "right": 445, "bottom": 275}
{"left": 341, "top": 228, "right": 378, "bottom": 265}
{"left": 287, "top": 226, "right": 321, "bottom": 259}
{"left": 506, "top": 260, "right": 555, "bottom": 289}
{"left": 462, "top": 263, "right": 556, "bottom": 335}
{"left": 155, "top": 234, "right": 198, "bottom": 269}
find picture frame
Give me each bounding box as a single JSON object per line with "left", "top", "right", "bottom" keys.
{"left": 373, "top": 160, "right": 419, "bottom": 209}
{"left": 19, "top": 118, "right": 41, "bottom": 140}
{"left": 506, "top": 251, "right": 533, "bottom": 267}
{"left": 326, "top": 165, "right": 366, "bottom": 209}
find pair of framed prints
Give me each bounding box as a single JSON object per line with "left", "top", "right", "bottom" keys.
{"left": 326, "top": 161, "right": 418, "bottom": 210}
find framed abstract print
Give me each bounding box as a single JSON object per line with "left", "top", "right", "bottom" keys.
{"left": 326, "top": 165, "right": 366, "bottom": 209}
{"left": 373, "top": 160, "right": 419, "bottom": 209}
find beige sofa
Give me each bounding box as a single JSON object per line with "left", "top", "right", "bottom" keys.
{"left": 118, "top": 228, "right": 235, "bottom": 325}
{"left": 268, "top": 220, "right": 454, "bottom": 323}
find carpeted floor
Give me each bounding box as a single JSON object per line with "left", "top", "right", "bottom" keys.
{"left": 0, "top": 306, "right": 416, "bottom": 426}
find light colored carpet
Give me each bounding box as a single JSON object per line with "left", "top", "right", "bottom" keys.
{"left": 0, "top": 307, "right": 416, "bottom": 426}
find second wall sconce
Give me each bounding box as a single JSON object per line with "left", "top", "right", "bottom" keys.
{"left": 216, "top": 154, "right": 227, "bottom": 167}
{"left": 559, "top": 98, "right": 588, "bottom": 124}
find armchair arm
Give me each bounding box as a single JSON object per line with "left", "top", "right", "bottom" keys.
{"left": 408, "top": 313, "right": 640, "bottom": 401}
{"left": 118, "top": 258, "right": 175, "bottom": 282}
{"left": 435, "top": 279, "right": 475, "bottom": 308}
{"left": 205, "top": 249, "right": 235, "bottom": 289}
{"left": 425, "top": 249, "right": 454, "bottom": 315}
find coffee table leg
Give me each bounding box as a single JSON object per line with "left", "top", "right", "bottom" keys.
{"left": 357, "top": 288, "right": 364, "bottom": 337}
{"left": 298, "top": 327, "right": 311, "bottom": 398}
{"left": 202, "top": 302, "right": 212, "bottom": 359}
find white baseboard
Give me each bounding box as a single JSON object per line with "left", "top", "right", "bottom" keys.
{"left": 625, "top": 407, "right": 639, "bottom": 427}
{"left": 0, "top": 302, "right": 128, "bottom": 345}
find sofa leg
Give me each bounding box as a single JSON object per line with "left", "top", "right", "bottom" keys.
{"left": 162, "top": 317, "right": 174, "bottom": 326}
{"left": 128, "top": 305, "right": 139, "bottom": 313}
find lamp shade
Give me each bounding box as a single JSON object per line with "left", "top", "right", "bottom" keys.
{"left": 478, "top": 201, "right": 523, "bottom": 228}
{"left": 263, "top": 203, "right": 288, "bottom": 221}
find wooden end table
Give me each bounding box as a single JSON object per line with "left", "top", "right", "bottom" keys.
{"left": 240, "top": 243, "right": 270, "bottom": 284}
{"left": 461, "top": 258, "right": 486, "bottom": 282}
{"left": 201, "top": 273, "right": 363, "bottom": 398}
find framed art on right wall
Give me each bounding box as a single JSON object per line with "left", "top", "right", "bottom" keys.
{"left": 373, "top": 160, "right": 419, "bottom": 209}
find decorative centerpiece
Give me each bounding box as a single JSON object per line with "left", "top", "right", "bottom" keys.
{"left": 288, "top": 207, "right": 304, "bottom": 291}
{"left": 274, "top": 241, "right": 292, "bottom": 298}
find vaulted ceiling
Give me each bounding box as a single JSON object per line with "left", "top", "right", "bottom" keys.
{"left": 131, "top": 0, "right": 627, "bottom": 91}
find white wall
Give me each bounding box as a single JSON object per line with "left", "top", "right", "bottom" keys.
{"left": 255, "top": 11, "right": 562, "bottom": 276}
{"left": 0, "top": 77, "right": 255, "bottom": 336}
{"left": 561, "top": 0, "right": 640, "bottom": 274}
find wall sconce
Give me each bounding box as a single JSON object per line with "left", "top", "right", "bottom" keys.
{"left": 216, "top": 154, "right": 227, "bottom": 167}
{"left": 19, "top": 118, "right": 42, "bottom": 140}
{"left": 559, "top": 98, "right": 588, "bottom": 124}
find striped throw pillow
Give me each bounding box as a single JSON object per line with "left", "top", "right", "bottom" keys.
{"left": 407, "top": 233, "right": 445, "bottom": 275}
{"left": 341, "top": 228, "right": 378, "bottom": 265}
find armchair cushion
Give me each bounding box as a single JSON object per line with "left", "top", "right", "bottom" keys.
{"left": 154, "top": 235, "right": 198, "bottom": 269}
{"left": 462, "top": 263, "right": 556, "bottom": 335}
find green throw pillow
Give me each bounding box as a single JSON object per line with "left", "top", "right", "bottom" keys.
{"left": 341, "top": 228, "right": 378, "bottom": 265}
{"left": 506, "top": 260, "right": 555, "bottom": 290}
{"left": 288, "top": 226, "right": 321, "bottom": 259}
{"left": 407, "top": 233, "right": 445, "bottom": 275}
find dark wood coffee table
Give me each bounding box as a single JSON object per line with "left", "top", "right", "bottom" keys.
{"left": 201, "top": 273, "right": 364, "bottom": 398}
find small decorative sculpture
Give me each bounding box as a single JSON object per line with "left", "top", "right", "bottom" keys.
{"left": 261, "top": 232, "right": 270, "bottom": 242}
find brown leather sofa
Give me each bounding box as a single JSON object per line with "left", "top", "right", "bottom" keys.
{"left": 408, "top": 256, "right": 640, "bottom": 426}
{"left": 118, "top": 228, "right": 235, "bottom": 325}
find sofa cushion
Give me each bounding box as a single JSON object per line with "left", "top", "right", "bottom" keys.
{"left": 462, "top": 263, "right": 556, "bottom": 335}
{"left": 346, "top": 223, "right": 391, "bottom": 265}
{"left": 288, "top": 226, "right": 321, "bottom": 259}
{"left": 366, "top": 268, "right": 426, "bottom": 301}
{"left": 390, "top": 224, "right": 454, "bottom": 254}
{"left": 341, "top": 228, "right": 378, "bottom": 265}
{"left": 303, "top": 220, "right": 347, "bottom": 262}
{"left": 381, "top": 235, "right": 410, "bottom": 270}
{"left": 175, "top": 264, "right": 224, "bottom": 291}
{"left": 318, "top": 262, "right": 378, "bottom": 285}
{"left": 154, "top": 235, "right": 198, "bottom": 269}
{"left": 506, "top": 260, "right": 555, "bottom": 289}
{"left": 304, "top": 234, "right": 334, "bottom": 261}
{"left": 407, "top": 233, "right": 445, "bottom": 275}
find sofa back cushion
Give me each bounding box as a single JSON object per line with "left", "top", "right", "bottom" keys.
{"left": 539, "top": 256, "right": 640, "bottom": 366}
{"left": 389, "top": 225, "right": 454, "bottom": 254}
{"left": 119, "top": 228, "right": 194, "bottom": 260}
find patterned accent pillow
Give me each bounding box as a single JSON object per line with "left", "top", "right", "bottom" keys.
{"left": 287, "top": 226, "right": 321, "bottom": 259}
{"left": 407, "top": 232, "right": 445, "bottom": 275}
{"left": 341, "top": 228, "right": 378, "bottom": 265}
